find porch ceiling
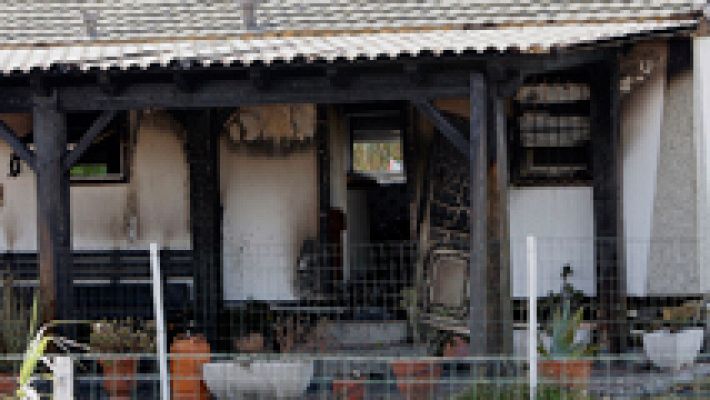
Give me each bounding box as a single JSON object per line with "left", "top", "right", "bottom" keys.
{"left": 0, "top": 20, "right": 697, "bottom": 74}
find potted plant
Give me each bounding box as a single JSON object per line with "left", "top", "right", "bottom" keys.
{"left": 538, "top": 296, "right": 594, "bottom": 387}
{"left": 89, "top": 318, "right": 155, "bottom": 399}
{"left": 0, "top": 274, "right": 32, "bottom": 396}
{"left": 642, "top": 301, "right": 704, "bottom": 370}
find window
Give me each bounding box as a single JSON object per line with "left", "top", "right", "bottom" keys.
{"left": 67, "top": 112, "right": 128, "bottom": 183}
{"left": 349, "top": 110, "right": 405, "bottom": 184}
{"left": 510, "top": 78, "right": 592, "bottom": 185}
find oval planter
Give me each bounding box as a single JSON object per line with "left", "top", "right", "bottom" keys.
{"left": 332, "top": 377, "right": 365, "bottom": 400}
{"left": 390, "top": 360, "right": 442, "bottom": 400}
{"left": 643, "top": 328, "right": 704, "bottom": 370}
{"left": 538, "top": 359, "right": 592, "bottom": 388}
{"left": 170, "top": 334, "right": 211, "bottom": 400}
{"left": 0, "top": 373, "right": 16, "bottom": 396}
{"left": 99, "top": 358, "right": 138, "bottom": 400}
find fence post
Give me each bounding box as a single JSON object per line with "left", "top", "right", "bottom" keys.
{"left": 53, "top": 356, "right": 73, "bottom": 400}
{"left": 151, "top": 243, "right": 170, "bottom": 400}
{"left": 527, "top": 236, "right": 538, "bottom": 400}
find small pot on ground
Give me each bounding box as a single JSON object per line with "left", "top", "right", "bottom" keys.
{"left": 0, "top": 372, "right": 16, "bottom": 396}
{"left": 99, "top": 358, "right": 138, "bottom": 400}
{"left": 390, "top": 360, "right": 442, "bottom": 400}
{"left": 332, "top": 375, "right": 365, "bottom": 400}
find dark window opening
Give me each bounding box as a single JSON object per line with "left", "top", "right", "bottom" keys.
{"left": 510, "top": 78, "right": 593, "bottom": 185}
{"left": 67, "top": 111, "right": 129, "bottom": 183}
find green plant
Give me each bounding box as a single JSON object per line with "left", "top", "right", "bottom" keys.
{"left": 13, "top": 294, "right": 88, "bottom": 400}
{"left": 0, "top": 274, "right": 34, "bottom": 374}
{"left": 89, "top": 319, "right": 155, "bottom": 353}
{"left": 457, "top": 383, "right": 588, "bottom": 400}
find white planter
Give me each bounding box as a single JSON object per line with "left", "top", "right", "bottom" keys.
{"left": 642, "top": 328, "right": 704, "bottom": 370}
{"left": 203, "top": 360, "right": 314, "bottom": 399}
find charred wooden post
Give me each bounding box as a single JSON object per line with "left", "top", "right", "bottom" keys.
{"left": 184, "top": 110, "right": 223, "bottom": 346}
{"left": 486, "top": 72, "right": 513, "bottom": 355}
{"left": 591, "top": 56, "right": 627, "bottom": 354}
{"left": 34, "top": 94, "right": 72, "bottom": 322}
{"left": 469, "top": 72, "right": 488, "bottom": 355}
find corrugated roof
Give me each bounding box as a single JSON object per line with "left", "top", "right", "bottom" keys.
{"left": 0, "top": 1, "right": 703, "bottom": 45}
{"left": 0, "top": 20, "right": 696, "bottom": 73}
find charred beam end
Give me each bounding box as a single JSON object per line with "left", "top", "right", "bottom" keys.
{"left": 249, "top": 67, "right": 269, "bottom": 90}
{"left": 30, "top": 74, "right": 50, "bottom": 97}
{"left": 62, "top": 109, "right": 117, "bottom": 171}
{"left": 173, "top": 70, "right": 197, "bottom": 93}
{"left": 97, "top": 71, "right": 122, "bottom": 96}
{"left": 412, "top": 99, "right": 469, "bottom": 157}
{"left": 404, "top": 62, "right": 426, "bottom": 85}
{"left": 326, "top": 66, "right": 351, "bottom": 88}
{"left": 0, "top": 120, "right": 35, "bottom": 171}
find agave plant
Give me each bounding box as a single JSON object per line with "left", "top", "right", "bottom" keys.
{"left": 538, "top": 298, "right": 594, "bottom": 359}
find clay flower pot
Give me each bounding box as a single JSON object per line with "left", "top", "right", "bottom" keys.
{"left": 0, "top": 373, "right": 16, "bottom": 396}
{"left": 332, "top": 377, "right": 365, "bottom": 400}
{"left": 170, "top": 334, "right": 211, "bottom": 400}
{"left": 99, "top": 358, "right": 138, "bottom": 400}
{"left": 538, "top": 359, "right": 592, "bottom": 387}
{"left": 390, "top": 360, "right": 441, "bottom": 400}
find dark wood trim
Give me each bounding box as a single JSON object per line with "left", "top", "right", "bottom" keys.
{"left": 469, "top": 72, "right": 488, "bottom": 355}
{"left": 62, "top": 110, "right": 117, "bottom": 171}
{"left": 0, "top": 119, "right": 35, "bottom": 171}
{"left": 412, "top": 100, "right": 469, "bottom": 157}
{"left": 34, "top": 94, "right": 72, "bottom": 322}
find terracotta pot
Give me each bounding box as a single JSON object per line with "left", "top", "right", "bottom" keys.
{"left": 390, "top": 360, "right": 441, "bottom": 400}
{"left": 442, "top": 336, "right": 469, "bottom": 358}
{"left": 0, "top": 372, "right": 16, "bottom": 396}
{"left": 332, "top": 377, "right": 365, "bottom": 400}
{"left": 100, "top": 358, "right": 138, "bottom": 400}
{"left": 170, "top": 334, "right": 211, "bottom": 400}
{"left": 538, "top": 359, "right": 592, "bottom": 387}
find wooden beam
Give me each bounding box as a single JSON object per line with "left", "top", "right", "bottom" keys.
{"left": 57, "top": 72, "right": 472, "bottom": 111}
{"left": 62, "top": 110, "right": 117, "bottom": 171}
{"left": 0, "top": 120, "right": 35, "bottom": 171}
{"left": 412, "top": 100, "right": 469, "bottom": 157}
{"left": 34, "top": 94, "right": 72, "bottom": 322}
{"left": 469, "top": 72, "right": 488, "bottom": 355}
{"left": 591, "top": 56, "right": 627, "bottom": 354}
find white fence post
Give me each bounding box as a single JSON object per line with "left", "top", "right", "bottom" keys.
{"left": 527, "top": 236, "right": 538, "bottom": 400}
{"left": 53, "top": 356, "right": 73, "bottom": 400}
{"left": 150, "top": 243, "right": 170, "bottom": 400}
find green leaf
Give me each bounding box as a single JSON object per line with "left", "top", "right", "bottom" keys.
{"left": 17, "top": 334, "right": 50, "bottom": 394}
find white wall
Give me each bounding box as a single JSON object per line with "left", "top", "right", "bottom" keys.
{"left": 220, "top": 143, "right": 318, "bottom": 301}
{"left": 621, "top": 48, "right": 665, "bottom": 296}
{"left": 509, "top": 187, "right": 595, "bottom": 297}
{"left": 0, "top": 111, "right": 191, "bottom": 251}
{"left": 694, "top": 37, "right": 710, "bottom": 293}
